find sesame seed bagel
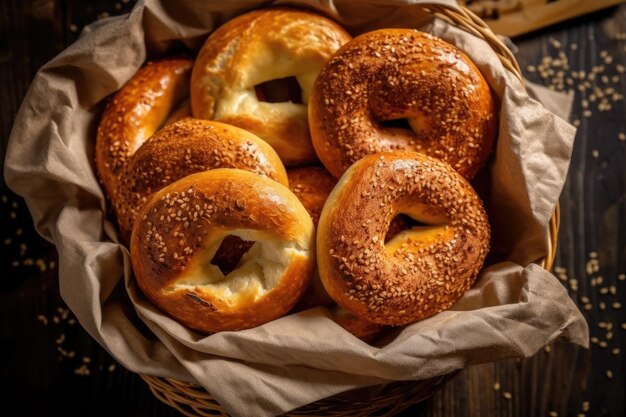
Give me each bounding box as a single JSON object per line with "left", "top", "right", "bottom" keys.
{"left": 114, "top": 118, "right": 288, "bottom": 241}
{"left": 96, "top": 58, "right": 192, "bottom": 200}
{"left": 287, "top": 166, "right": 409, "bottom": 311}
{"left": 287, "top": 167, "right": 409, "bottom": 242}
{"left": 130, "top": 169, "right": 315, "bottom": 333}
{"left": 317, "top": 152, "right": 490, "bottom": 326}
{"left": 309, "top": 29, "right": 496, "bottom": 180}
{"left": 190, "top": 8, "right": 352, "bottom": 165}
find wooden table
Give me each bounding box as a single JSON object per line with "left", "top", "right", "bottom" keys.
{"left": 1, "top": 1, "right": 624, "bottom": 416}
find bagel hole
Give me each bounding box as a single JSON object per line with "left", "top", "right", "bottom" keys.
{"left": 210, "top": 235, "right": 256, "bottom": 275}
{"left": 379, "top": 118, "right": 413, "bottom": 132}
{"left": 254, "top": 77, "right": 303, "bottom": 104}
{"left": 385, "top": 214, "right": 429, "bottom": 243}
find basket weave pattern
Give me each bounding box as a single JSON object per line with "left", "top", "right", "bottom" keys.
{"left": 139, "top": 4, "right": 560, "bottom": 416}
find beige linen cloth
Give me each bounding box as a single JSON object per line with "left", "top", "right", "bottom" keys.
{"left": 5, "top": 0, "right": 588, "bottom": 415}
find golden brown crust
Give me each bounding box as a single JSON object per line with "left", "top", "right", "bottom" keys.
{"left": 96, "top": 58, "right": 192, "bottom": 200}
{"left": 286, "top": 166, "right": 337, "bottom": 310}
{"left": 309, "top": 29, "right": 496, "bottom": 179}
{"left": 130, "top": 169, "right": 315, "bottom": 333}
{"left": 287, "top": 166, "right": 337, "bottom": 226}
{"left": 114, "top": 118, "right": 288, "bottom": 241}
{"left": 191, "top": 8, "right": 352, "bottom": 165}
{"left": 317, "top": 152, "right": 491, "bottom": 326}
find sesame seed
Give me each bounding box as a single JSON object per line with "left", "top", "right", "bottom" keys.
{"left": 549, "top": 38, "right": 561, "bottom": 48}
{"left": 74, "top": 364, "right": 90, "bottom": 376}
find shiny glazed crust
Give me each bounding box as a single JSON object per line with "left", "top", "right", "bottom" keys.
{"left": 309, "top": 29, "right": 496, "bottom": 179}
{"left": 130, "top": 169, "right": 315, "bottom": 333}
{"left": 286, "top": 166, "right": 412, "bottom": 312}
{"left": 191, "top": 8, "right": 352, "bottom": 165}
{"left": 114, "top": 118, "right": 288, "bottom": 241}
{"left": 317, "top": 152, "right": 491, "bottom": 326}
{"left": 96, "top": 58, "right": 192, "bottom": 200}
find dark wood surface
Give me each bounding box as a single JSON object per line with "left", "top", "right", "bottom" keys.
{"left": 1, "top": 1, "right": 624, "bottom": 416}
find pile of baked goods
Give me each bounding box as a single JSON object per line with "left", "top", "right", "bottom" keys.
{"left": 95, "top": 8, "right": 495, "bottom": 341}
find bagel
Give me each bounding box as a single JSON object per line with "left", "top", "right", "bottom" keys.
{"left": 130, "top": 169, "right": 315, "bottom": 333}
{"left": 191, "top": 8, "right": 352, "bottom": 165}
{"left": 96, "top": 58, "right": 192, "bottom": 199}
{"left": 115, "top": 118, "right": 288, "bottom": 240}
{"left": 309, "top": 29, "right": 496, "bottom": 179}
{"left": 317, "top": 152, "right": 490, "bottom": 326}
{"left": 287, "top": 166, "right": 408, "bottom": 311}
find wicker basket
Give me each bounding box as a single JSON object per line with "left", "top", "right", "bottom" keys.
{"left": 140, "top": 4, "right": 560, "bottom": 416}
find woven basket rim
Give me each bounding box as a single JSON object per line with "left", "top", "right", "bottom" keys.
{"left": 138, "top": 3, "right": 561, "bottom": 416}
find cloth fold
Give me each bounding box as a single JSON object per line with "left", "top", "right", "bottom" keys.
{"left": 5, "top": 1, "right": 587, "bottom": 416}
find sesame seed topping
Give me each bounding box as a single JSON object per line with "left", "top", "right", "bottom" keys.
{"left": 321, "top": 152, "right": 489, "bottom": 326}
{"left": 311, "top": 29, "right": 495, "bottom": 180}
